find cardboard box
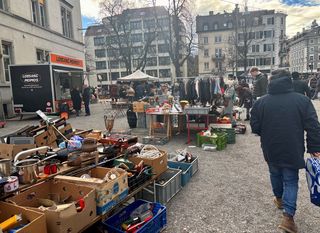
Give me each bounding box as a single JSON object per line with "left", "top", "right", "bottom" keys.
{"left": 0, "top": 201, "right": 47, "bottom": 233}
{"left": 129, "top": 150, "right": 168, "bottom": 178}
{"left": 0, "top": 144, "right": 36, "bottom": 160}
{"left": 34, "top": 127, "right": 57, "bottom": 147}
{"left": 133, "top": 101, "right": 148, "bottom": 113}
{"left": 55, "top": 167, "right": 128, "bottom": 215}
{"left": 56, "top": 123, "right": 73, "bottom": 139}
{"left": 7, "top": 180, "right": 96, "bottom": 233}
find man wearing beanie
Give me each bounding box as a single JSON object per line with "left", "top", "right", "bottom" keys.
{"left": 250, "top": 69, "right": 320, "bottom": 233}
{"left": 292, "top": 71, "right": 310, "bottom": 97}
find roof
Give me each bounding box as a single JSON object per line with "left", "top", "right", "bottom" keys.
{"left": 117, "top": 70, "right": 159, "bottom": 82}
{"left": 289, "top": 26, "right": 320, "bottom": 45}
{"left": 85, "top": 25, "right": 108, "bottom": 37}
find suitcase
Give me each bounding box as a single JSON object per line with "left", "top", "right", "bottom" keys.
{"left": 306, "top": 158, "right": 320, "bottom": 206}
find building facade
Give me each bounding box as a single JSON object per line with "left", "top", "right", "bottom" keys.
{"left": 0, "top": 0, "right": 84, "bottom": 117}
{"left": 289, "top": 20, "right": 320, "bottom": 73}
{"left": 196, "top": 6, "right": 287, "bottom": 76}
{"left": 85, "top": 6, "right": 187, "bottom": 87}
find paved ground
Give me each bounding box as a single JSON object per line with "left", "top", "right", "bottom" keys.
{"left": 1, "top": 101, "right": 320, "bottom": 233}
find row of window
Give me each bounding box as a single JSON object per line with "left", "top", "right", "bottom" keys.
{"left": 128, "top": 18, "right": 169, "bottom": 30}
{"left": 203, "top": 48, "right": 223, "bottom": 57}
{"left": 94, "top": 33, "right": 170, "bottom": 46}
{"left": 94, "top": 44, "right": 170, "bottom": 58}
{"left": 204, "top": 61, "right": 222, "bottom": 71}
{"left": 95, "top": 56, "right": 171, "bottom": 70}
{"left": 251, "top": 44, "right": 275, "bottom": 53}
{"left": 310, "top": 38, "right": 320, "bottom": 44}
{"left": 309, "top": 55, "right": 320, "bottom": 61}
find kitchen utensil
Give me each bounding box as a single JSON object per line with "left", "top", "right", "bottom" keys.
{"left": 0, "top": 159, "right": 11, "bottom": 177}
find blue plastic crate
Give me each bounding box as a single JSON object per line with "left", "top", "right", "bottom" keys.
{"left": 167, "top": 161, "right": 192, "bottom": 186}
{"left": 103, "top": 200, "right": 167, "bottom": 233}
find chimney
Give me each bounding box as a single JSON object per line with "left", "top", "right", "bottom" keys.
{"left": 209, "top": 11, "right": 214, "bottom": 15}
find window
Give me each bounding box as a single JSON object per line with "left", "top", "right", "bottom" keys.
{"left": 215, "top": 36, "right": 222, "bottom": 43}
{"left": 310, "top": 47, "right": 314, "bottom": 53}
{"left": 213, "top": 23, "right": 218, "bottom": 30}
{"left": 157, "top": 18, "right": 169, "bottom": 27}
{"left": 97, "top": 73, "right": 108, "bottom": 82}
{"left": 110, "top": 60, "right": 119, "bottom": 69}
{"left": 132, "top": 47, "right": 142, "bottom": 56}
{"left": 147, "top": 45, "right": 157, "bottom": 55}
{"left": 158, "top": 44, "right": 169, "bottom": 53}
{"left": 111, "top": 72, "right": 119, "bottom": 81}
{"left": 249, "top": 32, "right": 255, "bottom": 40}
{"left": 281, "top": 17, "right": 284, "bottom": 25}
{"left": 310, "top": 39, "right": 314, "bottom": 44}
{"left": 0, "top": 0, "right": 6, "bottom": 10}
{"left": 318, "top": 55, "right": 320, "bottom": 61}
{"left": 264, "top": 30, "right": 273, "bottom": 38}
{"left": 310, "top": 55, "right": 314, "bottom": 61}
{"left": 228, "top": 22, "right": 233, "bottom": 28}
{"left": 204, "top": 49, "right": 209, "bottom": 57}
{"left": 159, "top": 57, "right": 170, "bottom": 66}
{"left": 144, "top": 19, "right": 155, "bottom": 29}
{"left": 121, "top": 71, "right": 128, "bottom": 77}
{"left": 253, "top": 17, "right": 259, "bottom": 26}
{"left": 94, "top": 37, "right": 105, "bottom": 46}
{"left": 130, "top": 21, "right": 141, "bottom": 30}
{"left": 267, "top": 17, "right": 274, "bottom": 25}
{"left": 2, "top": 42, "right": 12, "bottom": 82}
{"left": 96, "top": 61, "right": 106, "bottom": 70}
{"left": 144, "top": 32, "right": 156, "bottom": 41}
{"left": 215, "top": 48, "right": 222, "bottom": 57}
{"left": 256, "top": 31, "right": 264, "bottom": 39}
{"left": 248, "top": 59, "right": 255, "bottom": 66}
{"left": 158, "top": 31, "right": 169, "bottom": 41}
{"left": 107, "top": 48, "right": 119, "bottom": 57}
{"left": 146, "top": 70, "right": 158, "bottom": 77}
{"left": 61, "top": 5, "right": 73, "bottom": 38}
{"left": 31, "top": 0, "right": 47, "bottom": 27}
{"left": 204, "top": 37, "right": 208, "bottom": 44}
{"left": 203, "top": 24, "right": 209, "bottom": 31}
{"left": 159, "top": 69, "right": 171, "bottom": 78}
{"left": 252, "top": 45, "right": 259, "bottom": 53}
{"left": 36, "top": 49, "right": 49, "bottom": 63}
{"left": 263, "top": 44, "right": 274, "bottom": 52}
{"left": 131, "top": 33, "right": 142, "bottom": 43}
{"left": 204, "top": 62, "right": 209, "bottom": 71}
{"left": 146, "top": 57, "right": 157, "bottom": 66}
{"left": 95, "top": 49, "right": 106, "bottom": 58}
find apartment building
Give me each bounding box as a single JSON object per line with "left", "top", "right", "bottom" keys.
{"left": 196, "top": 5, "right": 287, "bottom": 76}
{"left": 85, "top": 6, "right": 187, "bottom": 87}
{"left": 0, "top": 0, "right": 84, "bottom": 117}
{"left": 289, "top": 20, "right": 320, "bottom": 73}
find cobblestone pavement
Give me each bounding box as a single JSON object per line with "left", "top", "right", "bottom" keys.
{"left": 1, "top": 100, "right": 320, "bottom": 233}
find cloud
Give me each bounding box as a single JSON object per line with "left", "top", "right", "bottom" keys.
{"left": 80, "top": 0, "right": 320, "bottom": 37}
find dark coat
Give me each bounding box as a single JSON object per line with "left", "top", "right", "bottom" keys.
{"left": 238, "top": 87, "right": 253, "bottom": 109}
{"left": 82, "top": 87, "right": 91, "bottom": 103}
{"left": 250, "top": 76, "right": 320, "bottom": 169}
{"left": 252, "top": 73, "right": 268, "bottom": 98}
{"left": 292, "top": 79, "right": 311, "bottom": 97}
{"left": 71, "top": 89, "right": 82, "bottom": 111}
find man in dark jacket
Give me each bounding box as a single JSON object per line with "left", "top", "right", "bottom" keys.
{"left": 71, "top": 87, "right": 82, "bottom": 116}
{"left": 292, "top": 72, "right": 310, "bottom": 97}
{"left": 312, "top": 75, "right": 320, "bottom": 100}
{"left": 250, "top": 67, "right": 268, "bottom": 99}
{"left": 250, "top": 69, "right": 320, "bottom": 233}
{"left": 82, "top": 84, "right": 91, "bottom": 116}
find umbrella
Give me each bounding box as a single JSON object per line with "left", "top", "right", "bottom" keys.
{"left": 117, "top": 70, "right": 159, "bottom": 82}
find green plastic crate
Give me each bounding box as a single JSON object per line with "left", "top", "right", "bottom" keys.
{"left": 196, "top": 133, "right": 217, "bottom": 147}
{"left": 212, "top": 128, "right": 236, "bottom": 144}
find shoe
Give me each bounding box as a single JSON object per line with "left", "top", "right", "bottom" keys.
{"left": 273, "top": 197, "right": 283, "bottom": 209}
{"left": 278, "top": 213, "right": 298, "bottom": 233}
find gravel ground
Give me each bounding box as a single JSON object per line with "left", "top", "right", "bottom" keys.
{"left": 1, "top": 100, "right": 320, "bottom": 233}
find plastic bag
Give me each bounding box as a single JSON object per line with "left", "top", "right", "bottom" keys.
{"left": 306, "top": 158, "right": 320, "bottom": 206}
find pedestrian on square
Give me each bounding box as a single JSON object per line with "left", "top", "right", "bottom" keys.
{"left": 235, "top": 85, "right": 252, "bottom": 121}
{"left": 250, "top": 67, "right": 268, "bottom": 100}
{"left": 82, "top": 84, "right": 91, "bottom": 116}
{"left": 291, "top": 72, "right": 311, "bottom": 98}
{"left": 126, "top": 83, "right": 135, "bottom": 102}
{"left": 250, "top": 69, "right": 320, "bottom": 233}
{"left": 311, "top": 75, "right": 320, "bottom": 100}
{"left": 71, "top": 87, "right": 82, "bottom": 116}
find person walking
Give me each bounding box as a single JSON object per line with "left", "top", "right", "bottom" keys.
{"left": 312, "top": 75, "right": 320, "bottom": 100}
{"left": 71, "top": 87, "right": 82, "bottom": 116}
{"left": 236, "top": 85, "right": 252, "bottom": 121}
{"left": 250, "top": 67, "right": 268, "bottom": 100}
{"left": 291, "top": 72, "right": 311, "bottom": 97}
{"left": 82, "top": 84, "right": 91, "bottom": 116}
{"left": 250, "top": 69, "right": 320, "bottom": 233}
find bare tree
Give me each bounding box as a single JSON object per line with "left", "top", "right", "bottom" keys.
{"left": 151, "top": 0, "right": 196, "bottom": 78}
{"left": 99, "top": 0, "right": 158, "bottom": 75}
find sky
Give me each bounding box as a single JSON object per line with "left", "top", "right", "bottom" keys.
{"left": 80, "top": 0, "right": 320, "bottom": 37}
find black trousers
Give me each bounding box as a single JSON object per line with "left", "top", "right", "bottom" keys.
{"left": 84, "top": 101, "right": 90, "bottom": 115}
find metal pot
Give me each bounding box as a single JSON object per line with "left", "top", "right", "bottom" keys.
{"left": 0, "top": 159, "right": 11, "bottom": 177}
{"left": 14, "top": 146, "right": 57, "bottom": 184}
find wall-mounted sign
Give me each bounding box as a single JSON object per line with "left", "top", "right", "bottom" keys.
{"left": 50, "top": 53, "right": 84, "bottom": 68}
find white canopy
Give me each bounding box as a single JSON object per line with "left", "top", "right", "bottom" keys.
{"left": 117, "top": 70, "right": 159, "bottom": 82}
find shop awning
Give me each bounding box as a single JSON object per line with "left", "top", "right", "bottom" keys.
{"left": 117, "top": 70, "right": 159, "bottom": 82}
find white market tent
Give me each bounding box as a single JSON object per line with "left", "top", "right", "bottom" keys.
{"left": 117, "top": 70, "right": 159, "bottom": 82}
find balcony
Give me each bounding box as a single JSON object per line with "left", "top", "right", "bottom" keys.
{"left": 211, "top": 54, "right": 225, "bottom": 61}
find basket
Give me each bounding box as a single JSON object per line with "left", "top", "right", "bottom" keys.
{"left": 167, "top": 161, "right": 192, "bottom": 186}
{"left": 168, "top": 154, "right": 199, "bottom": 176}
{"left": 215, "top": 132, "right": 228, "bottom": 151}
{"left": 196, "top": 133, "right": 217, "bottom": 147}
{"left": 128, "top": 166, "right": 152, "bottom": 193}
{"left": 212, "top": 128, "right": 236, "bottom": 144}
{"left": 103, "top": 199, "right": 167, "bottom": 233}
